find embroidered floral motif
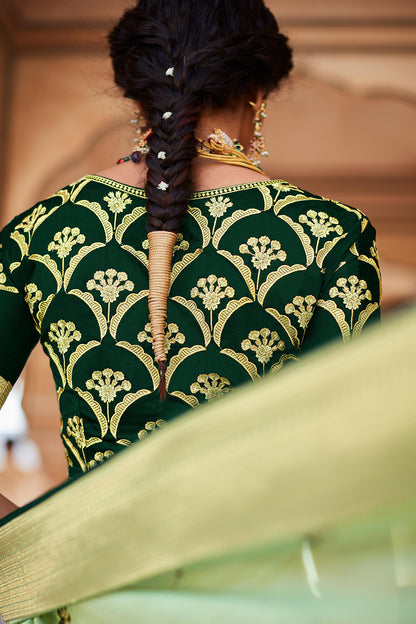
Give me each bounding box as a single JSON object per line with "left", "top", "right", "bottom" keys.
{"left": 173, "top": 233, "right": 190, "bottom": 254}
{"left": 137, "top": 322, "right": 185, "bottom": 354}
{"left": 285, "top": 295, "right": 317, "bottom": 341}
{"left": 104, "top": 191, "right": 133, "bottom": 228}
{"left": 88, "top": 450, "right": 114, "bottom": 470}
{"left": 241, "top": 328, "right": 285, "bottom": 374}
{"left": 190, "top": 373, "right": 232, "bottom": 401}
{"left": 87, "top": 269, "right": 134, "bottom": 323}
{"left": 205, "top": 196, "right": 233, "bottom": 233}
{"left": 239, "top": 236, "right": 287, "bottom": 290}
{"left": 191, "top": 275, "right": 235, "bottom": 330}
{"left": 137, "top": 419, "right": 167, "bottom": 440}
{"left": 0, "top": 263, "right": 18, "bottom": 293}
{"left": 67, "top": 415, "right": 86, "bottom": 452}
{"left": 329, "top": 275, "right": 372, "bottom": 328}
{"left": 24, "top": 283, "right": 43, "bottom": 314}
{"left": 86, "top": 368, "right": 132, "bottom": 420}
{"left": 49, "top": 320, "right": 81, "bottom": 355}
{"left": 16, "top": 204, "right": 46, "bottom": 234}
{"left": 48, "top": 320, "right": 81, "bottom": 374}
{"left": 0, "top": 264, "right": 6, "bottom": 286}
{"left": 47, "top": 227, "right": 86, "bottom": 274}
{"left": 299, "top": 210, "right": 343, "bottom": 253}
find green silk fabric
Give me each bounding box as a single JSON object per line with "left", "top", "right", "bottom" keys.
{"left": 0, "top": 176, "right": 381, "bottom": 479}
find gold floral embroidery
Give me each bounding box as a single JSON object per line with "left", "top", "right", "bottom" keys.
{"left": 190, "top": 373, "right": 231, "bottom": 401}
{"left": 67, "top": 416, "right": 86, "bottom": 456}
{"left": 239, "top": 236, "right": 287, "bottom": 290}
{"left": 16, "top": 204, "right": 47, "bottom": 234}
{"left": 205, "top": 195, "right": 233, "bottom": 234}
{"left": 87, "top": 269, "right": 134, "bottom": 323}
{"left": 86, "top": 368, "right": 132, "bottom": 421}
{"left": 88, "top": 450, "right": 114, "bottom": 470}
{"left": 137, "top": 322, "right": 185, "bottom": 354}
{"left": 24, "top": 283, "right": 42, "bottom": 314}
{"left": 241, "top": 328, "right": 285, "bottom": 375}
{"left": 191, "top": 275, "right": 235, "bottom": 330}
{"left": 104, "top": 190, "right": 132, "bottom": 228}
{"left": 48, "top": 320, "right": 81, "bottom": 375}
{"left": 138, "top": 419, "right": 167, "bottom": 440}
{"left": 329, "top": 275, "right": 372, "bottom": 329}
{"left": 10, "top": 205, "right": 48, "bottom": 259}
{"left": 285, "top": 295, "right": 317, "bottom": 342}
{"left": 299, "top": 210, "right": 343, "bottom": 254}
{"left": 47, "top": 227, "right": 86, "bottom": 276}
{"left": 0, "top": 263, "right": 18, "bottom": 294}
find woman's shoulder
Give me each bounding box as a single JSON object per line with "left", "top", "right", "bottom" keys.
{"left": 194, "top": 177, "right": 372, "bottom": 231}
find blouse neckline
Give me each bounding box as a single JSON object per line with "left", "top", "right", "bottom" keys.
{"left": 83, "top": 174, "right": 289, "bottom": 199}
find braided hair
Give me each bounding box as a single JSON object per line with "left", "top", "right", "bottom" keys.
{"left": 108, "top": 0, "right": 293, "bottom": 398}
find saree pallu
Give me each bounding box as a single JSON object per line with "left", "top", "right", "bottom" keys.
{"left": 1, "top": 306, "right": 416, "bottom": 623}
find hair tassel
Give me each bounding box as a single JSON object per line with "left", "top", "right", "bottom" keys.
{"left": 147, "top": 231, "right": 177, "bottom": 402}
{"left": 158, "top": 361, "right": 167, "bottom": 402}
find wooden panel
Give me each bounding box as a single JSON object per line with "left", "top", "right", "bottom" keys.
{"left": 9, "top": 0, "right": 416, "bottom": 25}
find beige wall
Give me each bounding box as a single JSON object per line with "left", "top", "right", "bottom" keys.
{"left": 0, "top": 1, "right": 415, "bottom": 502}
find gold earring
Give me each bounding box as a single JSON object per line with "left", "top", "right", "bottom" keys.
{"left": 248, "top": 101, "right": 269, "bottom": 166}
{"left": 131, "top": 111, "right": 150, "bottom": 159}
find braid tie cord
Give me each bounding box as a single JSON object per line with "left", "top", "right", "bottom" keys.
{"left": 147, "top": 230, "right": 177, "bottom": 401}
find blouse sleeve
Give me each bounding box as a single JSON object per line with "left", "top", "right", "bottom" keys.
{"left": 301, "top": 217, "right": 381, "bottom": 354}
{"left": 0, "top": 220, "right": 39, "bottom": 409}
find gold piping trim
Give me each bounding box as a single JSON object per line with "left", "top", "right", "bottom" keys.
{"left": 82, "top": 175, "right": 291, "bottom": 199}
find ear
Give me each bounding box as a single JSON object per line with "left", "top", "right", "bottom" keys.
{"left": 134, "top": 102, "right": 149, "bottom": 125}
{"left": 253, "top": 90, "right": 267, "bottom": 110}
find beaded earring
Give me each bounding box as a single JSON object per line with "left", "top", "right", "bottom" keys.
{"left": 248, "top": 101, "right": 269, "bottom": 167}
{"left": 131, "top": 111, "right": 151, "bottom": 162}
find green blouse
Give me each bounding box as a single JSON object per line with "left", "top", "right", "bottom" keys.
{"left": 0, "top": 176, "right": 381, "bottom": 479}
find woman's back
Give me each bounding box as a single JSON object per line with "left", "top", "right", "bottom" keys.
{"left": 0, "top": 173, "right": 380, "bottom": 479}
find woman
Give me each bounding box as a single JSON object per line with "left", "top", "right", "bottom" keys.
{"left": 0, "top": 0, "right": 380, "bottom": 511}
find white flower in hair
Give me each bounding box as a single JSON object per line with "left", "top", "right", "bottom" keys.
{"left": 165, "top": 67, "right": 174, "bottom": 77}
{"left": 157, "top": 181, "right": 169, "bottom": 191}
{"left": 162, "top": 111, "right": 173, "bottom": 119}
{"left": 158, "top": 152, "right": 167, "bottom": 160}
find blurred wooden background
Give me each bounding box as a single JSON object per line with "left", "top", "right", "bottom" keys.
{"left": 0, "top": 0, "right": 415, "bottom": 505}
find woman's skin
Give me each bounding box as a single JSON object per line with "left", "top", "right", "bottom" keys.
{"left": 0, "top": 493, "right": 18, "bottom": 519}
{"left": 0, "top": 95, "right": 268, "bottom": 521}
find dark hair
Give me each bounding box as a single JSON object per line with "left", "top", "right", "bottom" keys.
{"left": 108, "top": 0, "right": 293, "bottom": 391}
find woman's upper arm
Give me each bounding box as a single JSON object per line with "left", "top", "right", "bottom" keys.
{"left": 301, "top": 217, "right": 381, "bottom": 354}
{"left": 0, "top": 222, "right": 39, "bottom": 409}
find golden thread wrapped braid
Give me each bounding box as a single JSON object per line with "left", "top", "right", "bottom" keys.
{"left": 147, "top": 231, "right": 177, "bottom": 399}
